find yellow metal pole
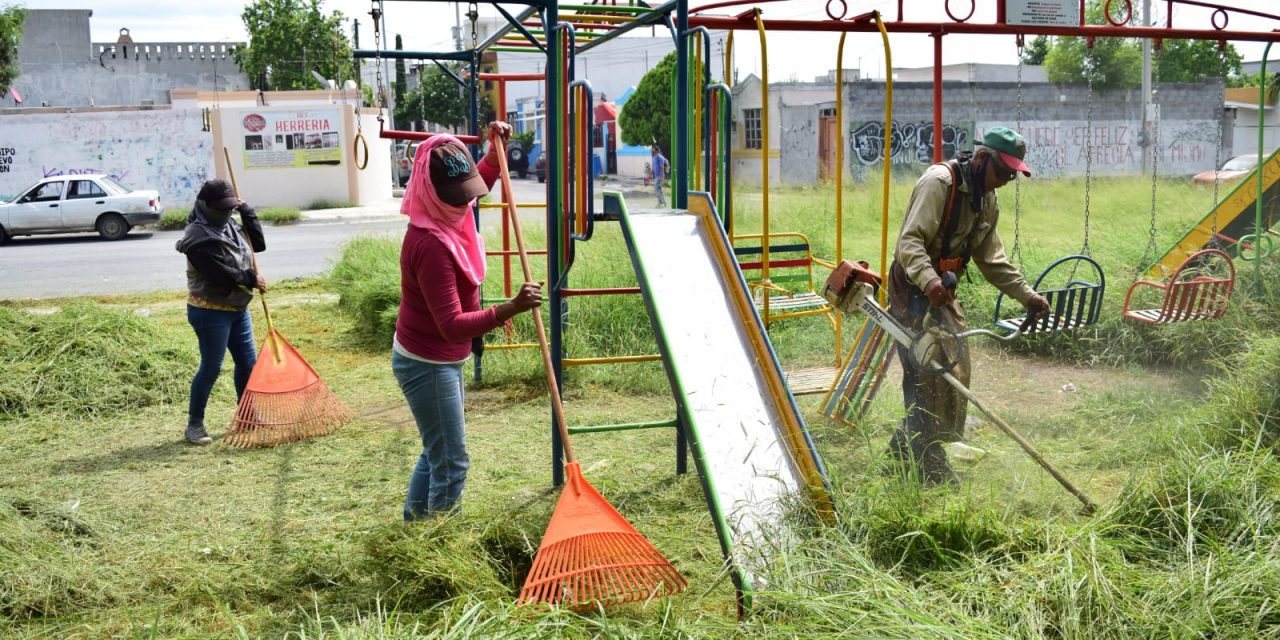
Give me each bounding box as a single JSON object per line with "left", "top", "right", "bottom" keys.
{"left": 754, "top": 9, "right": 771, "bottom": 327}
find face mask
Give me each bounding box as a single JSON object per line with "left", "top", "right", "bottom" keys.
{"left": 202, "top": 204, "right": 233, "bottom": 228}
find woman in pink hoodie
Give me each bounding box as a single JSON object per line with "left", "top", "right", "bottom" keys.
{"left": 393, "top": 122, "right": 542, "bottom": 520}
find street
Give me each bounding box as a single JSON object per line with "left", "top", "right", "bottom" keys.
{"left": 0, "top": 177, "right": 652, "bottom": 300}
{"left": 0, "top": 218, "right": 409, "bottom": 300}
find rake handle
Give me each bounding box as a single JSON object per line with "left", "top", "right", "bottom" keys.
{"left": 492, "top": 136, "right": 575, "bottom": 463}
{"left": 222, "top": 147, "right": 281, "bottom": 362}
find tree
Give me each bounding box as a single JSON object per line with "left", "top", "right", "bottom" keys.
{"left": 394, "top": 63, "right": 490, "bottom": 132}
{"left": 619, "top": 52, "right": 676, "bottom": 151}
{"left": 1020, "top": 36, "right": 1050, "bottom": 66}
{"left": 0, "top": 4, "right": 25, "bottom": 94}
{"left": 394, "top": 34, "right": 405, "bottom": 108}
{"left": 237, "top": 0, "right": 351, "bottom": 91}
{"left": 1042, "top": 1, "right": 1241, "bottom": 89}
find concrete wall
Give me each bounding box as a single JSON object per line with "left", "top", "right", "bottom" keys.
{"left": 736, "top": 78, "right": 1230, "bottom": 185}
{"left": 0, "top": 107, "right": 214, "bottom": 205}
{"left": 6, "top": 10, "right": 249, "bottom": 109}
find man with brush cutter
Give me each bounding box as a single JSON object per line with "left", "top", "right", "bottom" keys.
{"left": 887, "top": 126, "right": 1050, "bottom": 486}
{"left": 176, "top": 179, "right": 267, "bottom": 446}
{"left": 393, "top": 122, "right": 542, "bottom": 520}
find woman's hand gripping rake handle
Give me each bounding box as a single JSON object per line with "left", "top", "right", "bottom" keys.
{"left": 492, "top": 136, "right": 575, "bottom": 464}
{"left": 222, "top": 147, "right": 281, "bottom": 363}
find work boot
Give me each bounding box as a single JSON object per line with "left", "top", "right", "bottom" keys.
{"left": 921, "top": 443, "right": 959, "bottom": 488}
{"left": 185, "top": 424, "right": 213, "bottom": 445}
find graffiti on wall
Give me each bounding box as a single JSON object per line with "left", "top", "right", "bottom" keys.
{"left": 991, "top": 120, "right": 1218, "bottom": 178}
{"left": 849, "top": 121, "right": 972, "bottom": 166}
{"left": 0, "top": 110, "right": 213, "bottom": 204}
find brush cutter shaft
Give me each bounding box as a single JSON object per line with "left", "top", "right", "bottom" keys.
{"left": 843, "top": 282, "right": 1097, "bottom": 514}
{"left": 492, "top": 137, "right": 574, "bottom": 463}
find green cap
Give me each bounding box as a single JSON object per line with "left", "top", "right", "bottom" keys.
{"left": 977, "top": 126, "right": 1031, "bottom": 177}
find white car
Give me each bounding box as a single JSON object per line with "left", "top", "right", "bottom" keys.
{"left": 0, "top": 174, "right": 163, "bottom": 243}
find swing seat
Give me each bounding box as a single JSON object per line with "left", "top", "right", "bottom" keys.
{"left": 1122, "top": 248, "right": 1235, "bottom": 324}
{"left": 733, "top": 232, "right": 834, "bottom": 323}
{"left": 993, "top": 255, "right": 1106, "bottom": 334}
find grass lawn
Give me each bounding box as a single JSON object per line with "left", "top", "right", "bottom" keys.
{"left": 3, "top": 176, "right": 1280, "bottom": 638}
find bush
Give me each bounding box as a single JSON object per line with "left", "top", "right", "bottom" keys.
{"left": 155, "top": 210, "right": 188, "bottom": 231}
{"left": 257, "top": 207, "right": 302, "bottom": 226}
{"left": 306, "top": 198, "right": 356, "bottom": 210}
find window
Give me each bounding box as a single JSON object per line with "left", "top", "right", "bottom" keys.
{"left": 25, "top": 181, "right": 65, "bottom": 202}
{"left": 68, "top": 180, "right": 107, "bottom": 199}
{"left": 819, "top": 107, "right": 836, "bottom": 118}
{"left": 744, "top": 108, "right": 762, "bottom": 150}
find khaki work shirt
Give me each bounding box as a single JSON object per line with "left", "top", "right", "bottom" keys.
{"left": 894, "top": 163, "right": 1036, "bottom": 306}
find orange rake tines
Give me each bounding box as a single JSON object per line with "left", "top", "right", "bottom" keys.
{"left": 517, "top": 463, "right": 688, "bottom": 608}
{"left": 223, "top": 328, "right": 353, "bottom": 448}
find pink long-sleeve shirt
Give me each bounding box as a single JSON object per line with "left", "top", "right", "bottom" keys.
{"left": 394, "top": 159, "right": 501, "bottom": 362}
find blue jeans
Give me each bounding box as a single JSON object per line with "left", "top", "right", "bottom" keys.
{"left": 392, "top": 351, "right": 469, "bottom": 520}
{"left": 187, "top": 305, "right": 257, "bottom": 427}
{"left": 654, "top": 176, "right": 667, "bottom": 207}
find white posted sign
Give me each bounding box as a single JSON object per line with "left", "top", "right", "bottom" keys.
{"left": 1006, "top": 0, "right": 1080, "bottom": 27}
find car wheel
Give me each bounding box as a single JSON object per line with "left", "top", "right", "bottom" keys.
{"left": 0, "top": 224, "right": 7, "bottom": 245}
{"left": 538, "top": 175, "right": 546, "bottom": 183}
{"left": 97, "top": 214, "right": 130, "bottom": 240}
{"left": 518, "top": 169, "right": 528, "bottom": 179}
{"left": 509, "top": 147, "right": 525, "bottom": 164}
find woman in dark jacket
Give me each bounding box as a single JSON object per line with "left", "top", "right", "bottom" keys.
{"left": 175, "top": 178, "right": 266, "bottom": 445}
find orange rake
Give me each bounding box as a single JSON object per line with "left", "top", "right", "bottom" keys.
{"left": 221, "top": 148, "right": 353, "bottom": 448}
{"left": 490, "top": 137, "right": 686, "bottom": 609}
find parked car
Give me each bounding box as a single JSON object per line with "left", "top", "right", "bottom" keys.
{"left": 0, "top": 174, "right": 162, "bottom": 243}
{"left": 1191, "top": 154, "right": 1261, "bottom": 185}
{"left": 506, "top": 139, "right": 530, "bottom": 179}
{"left": 535, "top": 152, "right": 547, "bottom": 183}
{"left": 394, "top": 142, "right": 413, "bottom": 187}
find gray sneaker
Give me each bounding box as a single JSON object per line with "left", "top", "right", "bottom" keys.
{"left": 185, "top": 425, "right": 213, "bottom": 445}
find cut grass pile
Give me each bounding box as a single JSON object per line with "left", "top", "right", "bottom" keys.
{"left": 0, "top": 302, "right": 195, "bottom": 417}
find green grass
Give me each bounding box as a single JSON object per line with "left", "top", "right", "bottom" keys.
{"left": 4, "top": 176, "right": 1280, "bottom": 637}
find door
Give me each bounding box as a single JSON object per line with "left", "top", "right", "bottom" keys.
{"left": 818, "top": 114, "right": 837, "bottom": 182}
{"left": 62, "top": 179, "right": 110, "bottom": 231}
{"left": 8, "top": 179, "right": 66, "bottom": 232}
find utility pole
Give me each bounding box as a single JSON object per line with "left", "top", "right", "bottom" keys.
{"left": 1141, "top": 0, "right": 1152, "bottom": 172}
{"left": 453, "top": 4, "right": 463, "bottom": 51}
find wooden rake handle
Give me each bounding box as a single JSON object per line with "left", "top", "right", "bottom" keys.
{"left": 222, "top": 147, "right": 281, "bottom": 362}
{"left": 492, "top": 136, "right": 575, "bottom": 463}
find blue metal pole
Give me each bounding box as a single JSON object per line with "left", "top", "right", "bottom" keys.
{"left": 547, "top": 1, "right": 565, "bottom": 487}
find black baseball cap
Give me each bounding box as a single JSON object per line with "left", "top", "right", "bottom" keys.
{"left": 430, "top": 141, "right": 488, "bottom": 206}
{"left": 198, "top": 178, "right": 241, "bottom": 210}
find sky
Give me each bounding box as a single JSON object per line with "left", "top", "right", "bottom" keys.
{"left": 25, "top": 0, "right": 1280, "bottom": 82}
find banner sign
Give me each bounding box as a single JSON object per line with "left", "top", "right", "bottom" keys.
{"left": 240, "top": 109, "right": 343, "bottom": 169}
{"left": 1006, "top": 0, "right": 1079, "bottom": 27}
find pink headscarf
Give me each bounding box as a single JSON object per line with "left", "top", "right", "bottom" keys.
{"left": 401, "top": 134, "right": 487, "bottom": 285}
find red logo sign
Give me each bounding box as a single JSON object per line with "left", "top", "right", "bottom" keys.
{"left": 242, "top": 114, "right": 267, "bottom": 132}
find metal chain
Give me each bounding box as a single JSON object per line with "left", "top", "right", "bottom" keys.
{"left": 1211, "top": 46, "right": 1225, "bottom": 239}
{"left": 1081, "top": 44, "right": 1095, "bottom": 258}
{"left": 370, "top": 2, "right": 386, "bottom": 123}
{"left": 1140, "top": 47, "right": 1162, "bottom": 272}
{"left": 1011, "top": 38, "right": 1025, "bottom": 271}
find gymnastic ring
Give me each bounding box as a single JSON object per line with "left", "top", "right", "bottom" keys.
{"left": 353, "top": 131, "right": 369, "bottom": 170}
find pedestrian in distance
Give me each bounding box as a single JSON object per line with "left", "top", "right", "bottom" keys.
{"left": 887, "top": 126, "right": 1050, "bottom": 486}
{"left": 175, "top": 178, "right": 267, "bottom": 445}
{"left": 394, "top": 122, "right": 543, "bottom": 521}
{"left": 650, "top": 144, "right": 669, "bottom": 207}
